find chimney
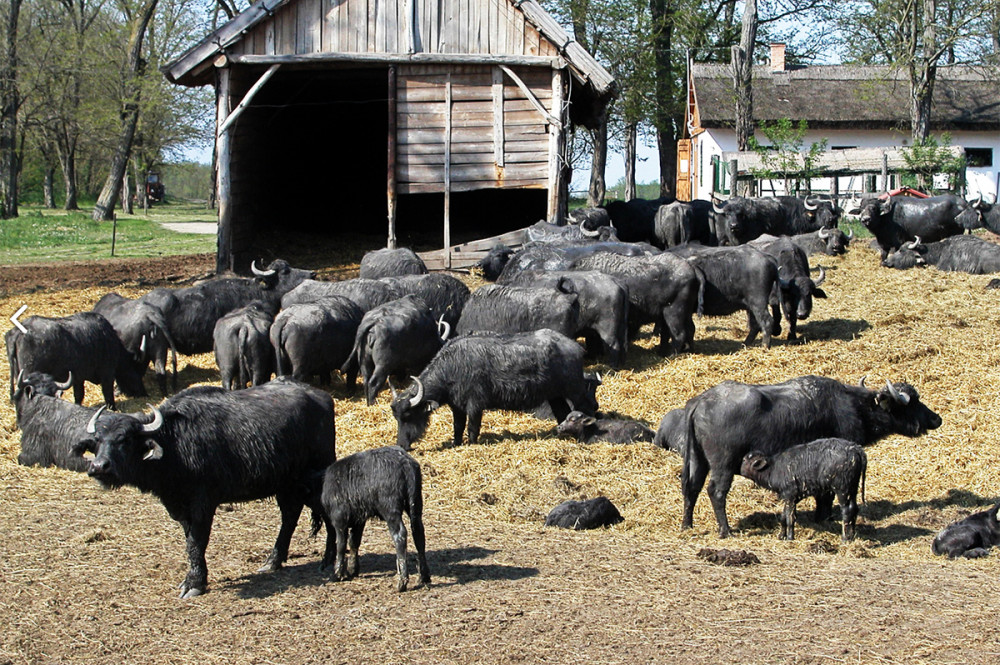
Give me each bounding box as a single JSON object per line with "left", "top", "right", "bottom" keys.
{"left": 770, "top": 43, "right": 786, "bottom": 72}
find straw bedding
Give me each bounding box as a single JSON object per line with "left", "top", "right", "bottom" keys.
{"left": 2, "top": 242, "right": 1000, "bottom": 664}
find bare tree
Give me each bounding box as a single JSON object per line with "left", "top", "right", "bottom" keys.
{"left": 0, "top": 0, "right": 23, "bottom": 219}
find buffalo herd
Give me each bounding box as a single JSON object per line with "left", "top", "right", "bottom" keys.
{"left": 6, "top": 190, "right": 1000, "bottom": 597}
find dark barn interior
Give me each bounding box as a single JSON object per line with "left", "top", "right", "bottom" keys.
{"left": 227, "top": 66, "right": 547, "bottom": 264}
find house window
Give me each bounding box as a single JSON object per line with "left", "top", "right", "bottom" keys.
{"left": 711, "top": 155, "right": 730, "bottom": 195}
{"left": 966, "top": 148, "right": 993, "bottom": 167}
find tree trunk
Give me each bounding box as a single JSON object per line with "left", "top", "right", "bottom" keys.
{"left": 624, "top": 122, "right": 637, "bottom": 200}
{"left": 909, "top": 0, "right": 937, "bottom": 188}
{"left": 650, "top": 0, "right": 676, "bottom": 198}
{"left": 43, "top": 166, "right": 55, "bottom": 208}
{"left": 0, "top": 0, "right": 22, "bottom": 219}
{"left": 58, "top": 146, "right": 79, "bottom": 210}
{"left": 732, "top": 0, "right": 757, "bottom": 195}
{"left": 121, "top": 167, "right": 133, "bottom": 214}
{"left": 93, "top": 0, "right": 159, "bottom": 222}
{"left": 588, "top": 116, "right": 608, "bottom": 206}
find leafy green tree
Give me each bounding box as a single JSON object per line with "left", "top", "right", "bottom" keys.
{"left": 748, "top": 118, "right": 828, "bottom": 194}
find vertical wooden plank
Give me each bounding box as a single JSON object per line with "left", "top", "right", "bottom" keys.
{"left": 387, "top": 66, "right": 398, "bottom": 249}
{"left": 547, "top": 67, "right": 564, "bottom": 222}
{"left": 444, "top": 73, "right": 452, "bottom": 268}
{"left": 457, "top": 0, "right": 467, "bottom": 52}
{"left": 324, "top": 0, "right": 338, "bottom": 52}
{"left": 375, "top": 0, "right": 387, "bottom": 52}
{"left": 266, "top": 20, "right": 276, "bottom": 55}
{"left": 367, "top": 0, "right": 376, "bottom": 52}
{"left": 492, "top": 66, "right": 504, "bottom": 167}
{"left": 513, "top": 8, "right": 524, "bottom": 55}
{"left": 216, "top": 67, "right": 233, "bottom": 273}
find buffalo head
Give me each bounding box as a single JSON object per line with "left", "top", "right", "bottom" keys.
{"left": 252, "top": 259, "right": 316, "bottom": 294}
{"left": 74, "top": 404, "right": 165, "bottom": 488}
{"left": 389, "top": 377, "right": 439, "bottom": 450}
{"left": 870, "top": 380, "right": 942, "bottom": 436}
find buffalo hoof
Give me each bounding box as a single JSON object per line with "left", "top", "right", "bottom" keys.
{"left": 397, "top": 577, "right": 409, "bottom": 593}
{"left": 180, "top": 586, "right": 205, "bottom": 599}
{"left": 257, "top": 556, "right": 283, "bottom": 573}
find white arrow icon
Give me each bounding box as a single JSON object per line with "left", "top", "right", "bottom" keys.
{"left": 10, "top": 305, "right": 27, "bottom": 334}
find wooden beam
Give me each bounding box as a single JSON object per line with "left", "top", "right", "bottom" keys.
{"left": 492, "top": 67, "right": 504, "bottom": 168}
{"left": 547, "top": 67, "right": 565, "bottom": 222}
{"left": 387, "top": 65, "right": 398, "bottom": 250}
{"left": 444, "top": 74, "right": 452, "bottom": 270}
{"left": 499, "top": 65, "right": 559, "bottom": 126}
{"left": 217, "top": 64, "right": 280, "bottom": 138}
{"left": 228, "top": 53, "right": 561, "bottom": 67}
{"left": 215, "top": 67, "right": 233, "bottom": 273}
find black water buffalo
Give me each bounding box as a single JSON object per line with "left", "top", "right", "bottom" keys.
{"left": 556, "top": 410, "right": 654, "bottom": 444}
{"left": 281, "top": 278, "right": 397, "bottom": 313}
{"left": 496, "top": 240, "right": 657, "bottom": 283}
{"left": 475, "top": 244, "right": 517, "bottom": 281}
{"left": 13, "top": 371, "right": 95, "bottom": 472}
{"left": 213, "top": 301, "right": 276, "bottom": 390}
{"left": 312, "top": 445, "right": 430, "bottom": 592}
{"left": 856, "top": 194, "right": 974, "bottom": 261}
{"left": 72, "top": 378, "right": 336, "bottom": 598}
{"left": 602, "top": 197, "right": 673, "bottom": 243}
{"left": 507, "top": 270, "right": 629, "bottom": 367}
{"left": 653, "top": 200, "right": 693, "bottom": 248}
{"left": 341, "top": 295, "right": 449, "bottom": 405}
{"left": 6, "top": 312, "right": 146, "bottom": 408}
{"left": 141, "top": 259, "right": 314, "bottom": 355}
{"left": 271, "top": 298, "right": 364, "bottom": 386}
{"left": 748, "top": 235, "right": 828, "bottom": 341}
{"left": 568, "top": 206, "right": 613, "bottom": 235}
{"left": 741, "top": 438, "right": 867, "bottom": 541}
{"left": 652, "top": 407, "right": 685, "bottom": 455}
{"left": 963, "top": 194, "right": 1000, "bottom": 235}
{"left": 688, "top": 199, "right": 721, "bottom": 246}
{"left": 455, "top": 284, "right": 580, "bottom": 341}
{"left": 377, "top": 274, "right": 470, "bottom": 329}
{"left": 93, "top": 293, "right": 179, "bottom": 393}
{"left": 568, "top": 251, "right": 700, "bottom": 355}
{"left": 713, "top": 196, "right": 837, "bottom": 245}
{"left": 789, "top": 227, "right": 853, "bottom": 256}
{"left": 526, "top": 220, "right": 617, "bottom": 243}
{"left": 390, "top": 329, "right": 597, "bottom": 449}
{"left": 544, "top": 497, "right": 624, "bottom": 530}
{"left": 669, "top": 244, "right": 780, "bottom": 348}
{"left": 679, "top": 375, "right": 942, "bottom": 537}
{"left": 932, "top": 501, "right": 1000, "bottom": 559}
{"left": 358, "top": 247, "right": 428, "bottom": 279}
{"left": 883, "top": 234, "right": 1000, "bottom": 274}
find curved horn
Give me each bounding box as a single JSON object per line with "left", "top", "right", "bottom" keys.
{"left": 408, "top": 376, "right": 425, "bottom": 408}
{"left": 804, "top": 197, "right": 819, "bottom": 211}
{"left": 858, "top": 375, "right": 867, "bottom": 388}
{"left": 972, "top": 193, "right": 983, "bottom": 209}
{"left": 87, "top": 405, "right": 108, "bottom": 434}
{"left": 712, "top": 199, "right": 726, "bottom": 214}
{"left": 139, "top": 334, "right": 147, "bottom": 356}
{"left": 885, "top": 380, "right": 910, "bottom": 405}
{"left": 814, "top": 266, "right": 826, "bottom": 286}
{"left": 580, "top": 224, "right": 601, "bottom": 238}
{"left": 142, "top": 404, "right": 164, "bottom": 433}
{"left": 437, "top": 317, "right": 452, "bottom": 342}
{"left": 54, "top": 371, "right": 73, "bottom": 391}
{"left": 387, "top": 378, "right": 399, "bottom": 401}
{"left": 251, "top": 260, "right": 276, "bottom": 277}
{"left": 817, "top": 227, "right": 830, "bottom": 239}
{"left": 846, "top": 228, "right": 854, "bottom": 240}
{"left": 906, "top": 236, "right": 922, "bottom": 250}
{"left": 15, "top": 369, "right": 25, "bottom": 390}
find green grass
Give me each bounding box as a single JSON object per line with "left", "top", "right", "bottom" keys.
{"left": 0, "top": 200, "right": 216, "bottom": 264}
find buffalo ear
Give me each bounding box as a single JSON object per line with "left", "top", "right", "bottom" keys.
{"left": 143, "top": 439, "right": 164, "bottom": 461}
{"left": 425, "top": 400, "right": 439, "bottom": 412}
{"left": 72, "top": 438, "right": 96, "bottom": 457}
{"left": 875, "top": 393, "right": 892, "bottom": 411}
{"left": 750, "top": 456, "right": 769, "bottom": 472}
{"left": 813, "top": 287, "right": 827, "bottom": 299}
{"left": 582, "top": 416, "right": 598, "bottom": 427}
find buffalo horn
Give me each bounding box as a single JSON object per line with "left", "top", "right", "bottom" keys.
{"left": 858, "top": 375, "right": 867, "bottom": 388}
{"left": 437, "top": 317, "right": 451, "bottom": 342}
{"left": 885, "top": 380, "right": 910, "bottom": 405}
{"left": 387, "top": 378, "right": 399, "bottom": 401}
{"left": 139, "top": 335, "right": 147, "bottom": 355}
{"left": 814, "top": 266, "right": 826, "bottom": 286}
{"left": 408, "top": 376, "right": 425, "bottom": 408}
{"left": 251, "top": 260, "right": 276, "bottom": 277}
{"left": 54, "top": 372, "right": 73, "bottom": 391}
{"left": 712, "top": 198, "right": 726, "bottom": 214}
{"left": 15, "top": 369, "right": 24, "bottom": 389}
{"left": 846, "top": 228, "right": 854, "bottom": 240}
{"left": 804, "top": 197, "right": 819, "bottom": 211}
{"left": 87, "top": 405, "right": 108, "bottom": 434}
{"left": 905, "top": 236, "right": 922, "bottom": 251}
{"left": 580, "top": 224, "right": 601, "bottom": 238}
{"left": 972, "top": 193, "right": 983, "bottom": 209}
{"left": 817, "top": 227, "right": 830, "bottom": 239}
{"left": 143, "top": 404, "right": 164, "bottom": 433}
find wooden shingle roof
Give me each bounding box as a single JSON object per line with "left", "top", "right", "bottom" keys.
{"left": 692, "top": 64, "right": 1000, "bottom": 131}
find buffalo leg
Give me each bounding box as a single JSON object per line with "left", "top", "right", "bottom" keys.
{"left": 320, "top": 515, "right": 337, "bottom": 571}
{"left": 332, "top": 521, "right": 349, "bottom": 581}
{"left": 366, "top": 367, "right": 388, "bottom": 406}
{"left": 781, "top": 500, "right": 797, "bottom": 540}
{"left": 706, "top": 471, "right": 735, "bottom": 538}
{"left": 547, "top": 398, "right": 573, "bottom": 424}
{"left": 410, "top": 512, "right": 431, "bottom": 587}
{"left": 771, "top": 301, "right": 784, "bottom": 337}
{"left": 466, "top": 411, "right": 483, "bottom": 445}
{"left": 348, "top": 520, "right": 365, "bottom": 577}
{"left": 73, "top": 381, "right": 86, "bottom": 406}
{"left": 839, "top": 492, "right": 858, "bottom": 542}
{"left": 259, "top": 492, "right": 304, "bottom": 572}
{"left": 386, "top": 514, "right": 409, "bottom": 592}
{"left": 179, "top": 510, "right": 214, "bottom": 598}
{"left": 681, "top": 452, "right": 709, "bottom": 530}
{"left": 451, "top": 407, "right": 467, "bottom": 446}
{"left": 814, "top": 492, "right": 835, "bottom": 522}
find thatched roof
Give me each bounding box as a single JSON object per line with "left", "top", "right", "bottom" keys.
{"left": 720, "top": 145, "right": 967, "bottom": 178}
{"left": 692, "top": 64, "right": 1000, "bottom": 131}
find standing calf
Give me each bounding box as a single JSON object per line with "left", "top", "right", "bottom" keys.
{"left": 312, "top": 446, "right": 430, "bottom": 592}
{"left": 932, "top": 502, "right": 1000, "bottom": 559}
{"left": 740, "top": 438, "right": 867, "bottom": 541}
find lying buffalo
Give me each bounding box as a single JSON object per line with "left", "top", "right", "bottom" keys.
{"left": 883, "top": 234, "right": 1000, "bottom": 274}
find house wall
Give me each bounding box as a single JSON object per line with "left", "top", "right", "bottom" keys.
{"left": 694, "top": 128, "right": 999, "bottom": 202}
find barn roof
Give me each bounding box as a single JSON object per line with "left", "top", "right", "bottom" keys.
{"left": 163, "top": 0, "right": 615, "bottom": 124}
{"left": 692, "top": 63, "right": 1000, "bottom": 131}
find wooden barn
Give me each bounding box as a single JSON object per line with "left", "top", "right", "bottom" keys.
{"left": 163, "top": 0, "right": 616, "bottom": 272}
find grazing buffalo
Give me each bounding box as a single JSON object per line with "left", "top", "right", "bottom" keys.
{"left": 213, "top": 301, "right": 276, "bottom": 390}
{"left": 790, "top": 227, "right": 852, "bottom": 256}
{"left": 883, "top": 234, "right": 1000, "bottom": 274}
{"left": 856, "top": 194, "right": 974, "bottom": 261}
{"left": 653, "top": 200, "right": 694, "bottom": 248}
{"left": 713, "top": 196, "right": 838, "bottom": 245}
{"left": 602, "top": 197, "right": 672, "bottom": 243}
{"left": 6, "top": 312, "right": 146, "bottom": 408}
{"left": 556, "top": 410, "right": 655, "bottom": 444}
{"left": 741, "top": 438, "right": 867, "bottom": 541}
{"left": 141, "top": 259, "right": 314, "bottom": 355}
{"left": 544, "top": 497, "right": 624, "bottom": 530}
{"left": 390, "top": 329, "right": 597, "bottom": 449}
{"left": 932, "top": 502, "right": 1000, "bottom": 559}
{"left": 669, "top": 244, "right": 780, "bottom": 348}
{"left": 508, "top": 270, "right": 629, "bottom": 367}
{"left": 341, "top": 295, "right": 449, "bottom": 405}
{"left": 680, "top": 375, "right": 941, "bottom": 537}
{"left": 72, "top": 378, "right": 336, "bottom": 598}
{"left": 377, "top": 274, "right": 470, "bottom": 329}
{"left": 568, "top": 251, "right": 700, "bottom": 355}
{"left": 271, "top": 298, "right": 364, "bottom": 387}
{"left": 93, "top": 293, "right": 179, "bottom": 393}
{"left": 358, "top": 247, "right": 428, "bottom": 279}
{"left": 456, "top": 283, "right": 580, "bottom": 341}
{"left": 13, "top": 371, "right": 94, "bottom": 472}
{"left": 282, "top": 278, "right": 397, "bottom": 314}
{"left": 748, "top": 235, "right": 828, "bottom": 342}
{"left": 312, "top": 445, "right": 431, "bottom": 592}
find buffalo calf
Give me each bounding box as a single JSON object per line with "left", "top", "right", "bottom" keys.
{"left": 556, "top": 410, "right": 654, "bottom": 444}
{"left": 545, "top": 497, "right": 624, "bottom": 530}
{"left": 741, "top": 438, "right": 867, "bottom": 541}
{"left": 932, "top": 502, "right": 1000, "bottom": 559}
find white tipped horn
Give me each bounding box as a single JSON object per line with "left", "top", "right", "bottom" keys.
{"left": 972, "top": 193, "right": 983, "bottom": 208}
{"left": 139, "top": 335, "right": 147, "bottom": 355}
{"left": 846, "top": 228, "right": 854, "bottom": 240}
{"left": 251, "top": 260, "right": 276, "bottom": 277}
{"left": 87, "top": 405, "right": 108, "bottom": 434}
{"left": 437, "top": 315, "right": 451, "bottom": 341}
{"left": 885, "top": 380, "right": 910, "bottom": 405}
{"left": 387, "top": 378, "right": 399, "bottom": 401}
{"left": 54, "top": 371, "right": 73, "bottom": 391}
{"left": 142, "top": 404, "right": 164, "bottom": 433}
{"left": 408, "top": 376, "right": 425, "bottom": 408}
{"left": 804, "top": 197, "right": 818, "bottom": 211}
{"left": 817, "top": 227, "right": 830, "bottom": 239}
{"left": 814, "top": 266, "right": 826, "bottom": 286}
{"left": 580, "top": 224, "right": 601, "bottom": 237}
{"left": 905, "top": 236, "right": 922, "bottom": 250}
{"left": 858, "top": 375, "right": 867, "bottom": 388}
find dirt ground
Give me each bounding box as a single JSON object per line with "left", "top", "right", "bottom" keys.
{"left": 3, "top": 245, "right": 1000, "bottom": 665}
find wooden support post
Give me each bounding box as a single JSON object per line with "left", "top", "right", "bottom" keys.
{"left": 387, "top": 65, "right": 398, "bottom": 250}
{"left": 216, "top": 66, "right": 233, "bottom": 274}
{"left": 547, "top": 67, "right": 565, "bottom": 224}
{"left": 832, "top": 176, "right": 839, "bottom": 209}
{"left": 729, "top": 159, "right": 738, "bottom": 196}
{"left": 444, "top": 74, "right": 452, "bottom": 270}
{"left": 492, "top": 67, "right": 504, "bottom": 168}
{"left": 881, "top": 152, "right": 889, "bottom": 193}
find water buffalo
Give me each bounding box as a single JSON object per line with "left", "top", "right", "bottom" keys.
{"left": 653, "top": 200, "right": 693, "bottom": 248}
{"left": 748, "top": 234, "right": 828, "bottom": 341}
{"left": 856, "top": 194, "right": 975, "bottom": 261}
{"left": 377, "top": 274, "right": 470, "bottom": 329}
{"left": 883, "top": 234, "right": 1000, "bottom": 274}
{"left": 496, "top": 240, "right": 658, "bottom": 284}
{"left": 271, "top": 297, "right": 364, "bottom": 387}
{"left": 455, "top": 283, "right": 581, "bottom": 341}
{"left": 963, "top": 194, "right": 1000, "bottom": 235}
{"left": 602, "top": 197, "right": 673, "bottom": 243}
{"left": 13, "top": 371, "right": 94, "bottom": 472}
{"left": 526, "top": 220, "right": 616, "bottom": 243}
{"left": 281, "top": 278, "right": 397, "bottom": 313}
{"left": 213, "top": 301, "right": 276, "bottom": 390}
{"left": 358, "top": 247, "right": 428, "bottom": 279}
{"left": 932, "top": 501, "right": 1000, "bottom": 559}
{"left": 93, "top": 293, "right": 179, "bottom": 393}
{"left": 790, "top": 227, "right": 853, "bottom": 256}
{"left": 544, "top": 497, "right": 624, "bottom": 529}
{"left": 72, "top": 378, "right": 336, "bottom": 598}
{"left": 680, "top": 375, "right": 941, "bottom": 537}
{"left": 713, "top": 196, "right": 838, "bottom": 245}
{"left": 556, "top": 410, "right": 655, "bottom": 444}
